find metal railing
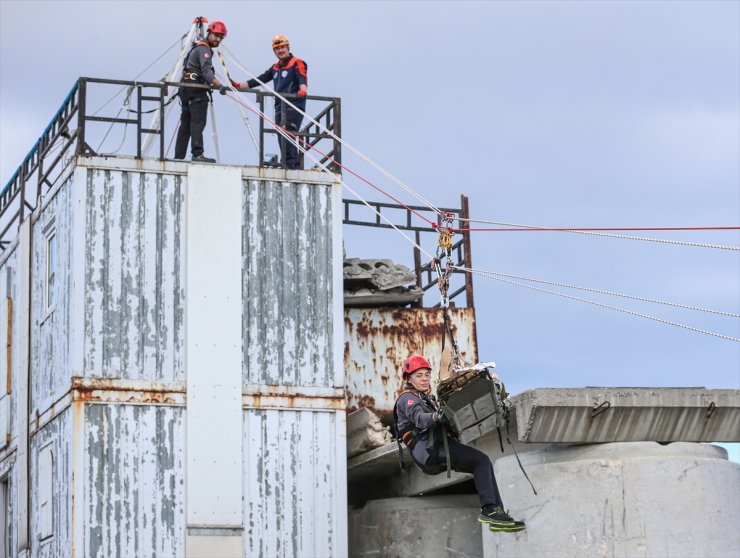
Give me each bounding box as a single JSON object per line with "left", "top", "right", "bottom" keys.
{"left": 0, "top": 76, "right": 342, "bottom": 251}
{"left": 342, "top": 195, "right": 474, "bottom": 308}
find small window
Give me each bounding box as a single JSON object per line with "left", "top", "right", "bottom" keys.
{"left": 44, "top": 229, "right": 57, "bottom": 312}
{"left": 38, "top": 444, "right": 53, "bottom": 540}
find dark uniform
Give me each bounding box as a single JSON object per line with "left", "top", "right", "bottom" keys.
{"left": 175, "top": 41, "right": 217, "bottom": 160}
{"left": 247, "top": 54, "right": 308, "bottom": 169}
{"left": 394, "top": 388, "right": 505, "bottom": 509}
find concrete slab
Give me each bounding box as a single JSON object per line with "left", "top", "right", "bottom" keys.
{"left": 513, "top": 387, "right": 740, "bottom": 443}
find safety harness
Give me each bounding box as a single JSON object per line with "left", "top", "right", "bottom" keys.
{"left": 393, "top": 389, "right": 452, "bottom": 476}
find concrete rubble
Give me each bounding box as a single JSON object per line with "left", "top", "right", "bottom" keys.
{"left": 343, "top": 258, "right": 423, "bottom": 307}
{"left": 347, "top": 407, "right": 394, "bottom": 458}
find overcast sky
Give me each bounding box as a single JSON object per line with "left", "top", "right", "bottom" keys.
{"left": 1, "top": 1, "right": 738, "bottom": 455}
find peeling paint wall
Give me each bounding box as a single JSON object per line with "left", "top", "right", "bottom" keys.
{"left": 243, "top": 179, "right": 334, "bottom": 387}
{"left": 30, "top": 409, "right": 71, "bottom": 558}
{"left": 0, "top": 457, "right": 17, "bottom": 556}
{"left": 344, "top": 307, "right": 479, "bottom": 419}
{"left": 31, "top": 174, "right": 75, "bottom": 413}
{"left": 0, "top": 247, "right": 18, "bottom": 445}
{"left": 84, "top": 404, "right": 185, "bottom": 558}
{"left": 244, "top": 409, "right": 342, "bottom": 557}
{"left": 84, "top": 169, "right": 185, "bottom": 382}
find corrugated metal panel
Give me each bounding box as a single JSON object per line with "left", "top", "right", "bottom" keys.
{"left": 244, "top": 409, "right": 343, "bottom": 557}
{"left": 31, "top": 175, "right": 74, "bottom": 413}
{"left": 344, "top": 307, "right": 479, "bottom": 420}
{"left": 0, "top": 248, "right": 17, "bottom": 446}
{"left": 84, "top": 169, "right": 184, "bottom": 382}
{"left": 84, "top": 403, "right": 185, "bottom": 558}
{"left": 243, "top": 179, "right": 335, "bottom": 387}
{"left": 30, "top": 408, "right": 71, "bottom": 558}
{"left": 0, "top": 457, "right": 17, "bottom": 556}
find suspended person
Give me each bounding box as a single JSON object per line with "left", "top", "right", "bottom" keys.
{"left": 174, "top": 20, "right": 229, "bottom": 163}
{"left": 231, "top": 35, "right": 308, "bottom": 169}
{"left": 394, "top": 355, "right": 527, "bottom": 533}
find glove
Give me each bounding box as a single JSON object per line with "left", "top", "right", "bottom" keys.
{"left": 297, "top": 89, "right": 307, "bottom": 98}
{"left": 230, "top": 79, "right": 241, "bottom": 89}
{"left": 435, "top": 407, "right": 447, "bottom": 424}
{"left": 219, "top": 85, "right": 228, "bottom": 95}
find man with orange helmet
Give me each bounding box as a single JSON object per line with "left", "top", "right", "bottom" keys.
{"left": 175, "top": 20, "right": 228, "bottom": 163}
{"left": 231, "top": 35, "right": 308, "bottom": 169}
{"left": 394, "top": 355, "right": 526, "bottom": 533}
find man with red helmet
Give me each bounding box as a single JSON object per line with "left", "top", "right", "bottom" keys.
{"left": 394, "top": 355, "right": 526, "bottom": 533}
{"left": 174, "top": 20, "right": 228, "bottom": 163}
{"left": 231, "top": 35, "right": 308, "bottom": 169}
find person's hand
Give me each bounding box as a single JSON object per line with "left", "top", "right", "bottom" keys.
{"left": 230, "top": 79, "right": 241, "bottom": 89}
{"left": 435, "top": 407, "right": 447, "bottom": 424}
{"left": 297, "top": 89, "right": 307, "bottom": 98}
{"left": 219, "top": 85, "right": 228, "bottom": 95}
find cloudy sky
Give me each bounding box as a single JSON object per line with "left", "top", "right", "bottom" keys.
{"left": 1, "top": 1, "right": 738, "bottom": 453}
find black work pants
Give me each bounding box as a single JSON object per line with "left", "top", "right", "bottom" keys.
{"left": 175, "top": 90, "right": 209, "bottom": 159}
{"left": 427, "top": 439, "right": 504, "bottom": 508}
{"left": 275, "top": 104, "right": 304, "bottom": 170}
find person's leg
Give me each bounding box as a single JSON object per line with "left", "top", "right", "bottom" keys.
{"left": 284, "top": 109, "right": 304, "bottom": 170}
{"left": 174, "top": 93, "right": 191, "bottom": 159}
{"left": 189, "top": 94, "right": 209, "bottom": 158}
{"left": 440, "top": 440, "right": 503, "bottom": 508}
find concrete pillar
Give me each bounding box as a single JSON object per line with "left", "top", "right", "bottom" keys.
{"left": 485, "top": 442, "right": 740, "bottom": 558}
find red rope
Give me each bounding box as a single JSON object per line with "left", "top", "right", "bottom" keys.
{"left": 224, "top": 94, "right": 740, "bottom": 235}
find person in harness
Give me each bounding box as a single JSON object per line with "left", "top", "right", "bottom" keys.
{"left": 174, "top": 20, "right": 228, "bottom": 163}
{"left": 231, "top": 34, "right": 308, "bottom": 170}
{"left": 393, "top": 355, "right": 526, "bottom": 533}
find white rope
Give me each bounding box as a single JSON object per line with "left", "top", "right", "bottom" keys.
{"left": 221, "top": 46, "right": 443, "bottom": 215}
{"left": 214, "top": 60, "right": 259, "bottom": 153}
{"left": 222, "top": 87, "right": 435, "bottom": 260}
{"left": 90, "top": 35, "right": 183, "bottom": 118}
{"left": 464, "top": 267, "right": 740, "bottom": 343}
{"left": 209, "top": 101, "right": 221, "bottom": 163}
{"left": 453, "top": 266, "right": 740, "bottom": 318}
{"left": 461, "top": 217, "right": 740, "bottom": 251}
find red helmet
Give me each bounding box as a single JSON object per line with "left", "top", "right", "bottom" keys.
{"left": 208, "top": 21, "right": 228, "bottom": 37}
{"left": 403, "top": 355, "right": 431, "bottom": 376}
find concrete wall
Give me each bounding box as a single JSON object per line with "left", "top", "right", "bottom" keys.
{"left": 349, "top": 495, "right": 482, "bottom": 558}
{"left": 485, "top": 442, "right": 740, "bottom": 558}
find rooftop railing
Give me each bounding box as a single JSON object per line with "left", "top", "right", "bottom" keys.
{"left": 0, "top": 77, "right": 341, "bottom": 250}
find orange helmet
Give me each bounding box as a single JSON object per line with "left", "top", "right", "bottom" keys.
{"left": 402, "top": 355, "right": 431, "bottom": 377}
{"left": 272, "top": 34, "right": 289, "bottom": 49}
{"left": 208, "top": 21, "right": 228, "bottom": 37}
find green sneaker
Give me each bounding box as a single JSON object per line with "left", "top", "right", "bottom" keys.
{"left": 478, "top": 505, "right": 515, "bottom": 527}
{"left": 490, "top": 520, "right": 527, "bottom": 533}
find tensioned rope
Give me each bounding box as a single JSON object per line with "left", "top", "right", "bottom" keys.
{"left": 452, "top": 266, "right": 740, "bottom": 318}
{"left": 221, "top": 47, "right": 443, "bottom": 216}
{"left": 222, "top": 48, "right": 739, "bottom": 252}
{"left": 462, "top": 267, "right": 740, "bottom": 343}
{"left": 219, "top": 84, "right": 739, "bottom": 343}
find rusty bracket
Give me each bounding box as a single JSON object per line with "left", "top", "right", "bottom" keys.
{"left": 705, "top": 401, "right": 716, "bottom": 419}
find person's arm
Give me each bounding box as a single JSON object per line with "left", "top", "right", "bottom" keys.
{"left": 197, "top": 46, "right": 221, "bottom": 87}
{"left": 240, "top": 68, "right": 273, "bottom": 89}
{"left": 295, "top": 59, "right": 308, "bottom": 96}
{"left": 400, "top": 395, "right": 436, "bottom": 430}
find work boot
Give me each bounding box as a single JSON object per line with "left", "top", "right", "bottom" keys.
{"left": 478, "top": 505, "right": 515, "bottom": 528}
{"left": 490, "top": 520, "right": 527, "bottom": 533}
{"left": 192, "top": 155, "right": 216, "bottom": 163}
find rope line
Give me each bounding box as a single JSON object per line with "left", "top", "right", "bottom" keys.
{"left": 464, "top": 267, "right": 740, "bottom": 342}
{"left": 456, "top": 218, "right": 740, "bottom": 251}
{"left": 453, "top": 266, "right": 740, "bottom": 318}
{"left": 221, "top": 47, "right": 443, "bottom": 215}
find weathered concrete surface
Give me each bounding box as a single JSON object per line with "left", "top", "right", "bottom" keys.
{"left": 514, "top": 387, "right": 740, "bottom": 443}
{"left": 485, "top": 442, "right": 740, "bottom": 558}
{"left": 347, "top": 407, "right": 393, "bottom": 458}
{"left": 349, "top": 495, "right": 481, "bottom": 558}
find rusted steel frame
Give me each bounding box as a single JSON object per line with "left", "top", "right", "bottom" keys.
{"left": 460, "top": 195, "right": 474, "bottom": 308}
{"left": 242, "top": 385, "right": 346, "bottom": 411}
{"left": 70, "top": 376, "right": 186, "bottom": 406}
{"left": 413, "top": 230, "right": 423, "bottom": 308}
